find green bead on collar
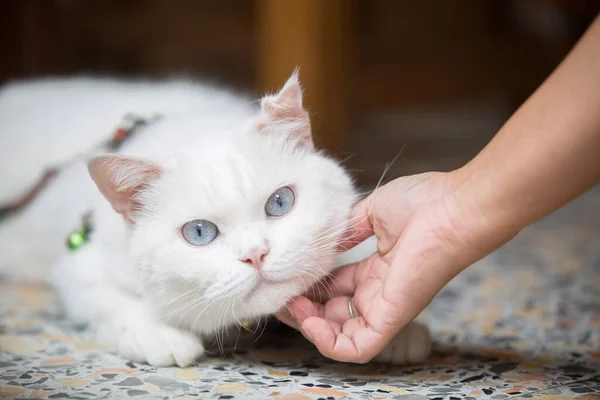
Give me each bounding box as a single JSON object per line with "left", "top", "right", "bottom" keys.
{"left": 66, "top": 212, "right": 93, "bottom": 252}
{"left": 67, "top": 229, "right": 89, "bottom": 251}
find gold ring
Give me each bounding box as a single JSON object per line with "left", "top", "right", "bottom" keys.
{"left": 348, "top": 296, "right": 358, "bottom": 319}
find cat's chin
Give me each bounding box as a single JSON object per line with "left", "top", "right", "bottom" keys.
{"left": 241, "top": 278, "right": 301, "bottom": 316}
{"left": 245, "top": 279, "right": 289, "bottom": 301}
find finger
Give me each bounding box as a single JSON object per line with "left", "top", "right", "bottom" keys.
{"left": 275, "top": 308, "right": 299, "bottom": 330}
{"left": 286, "top": 296, "right": 322, "bottom": 325}
{"left": 306, "top": 263, "right": 358, "bottom": 303}
{"left": 292, "top": 291, "right": 400, "bottom": 363}
{"left": 292, "top": 293, "right": 362, "bottom": 327}
{"left": 321, "top": 296, "right": 355, "bottom": 324}
{"left": 382, "top": 221, "right": 458, "bottom": 326}
{"left": 320, "top": 296, "right": 374, "bottom": 329}
{"left": 308, "top": 252, "right": 382, "bottom": 304}
{"left": 301, "top": 317, "right": 386, "bottom": 363}
{"left": 337, "top": 197, "right": 375, "bottom": 252}
{"left": 286, "top": 297, "right": 342, "bottom": 341}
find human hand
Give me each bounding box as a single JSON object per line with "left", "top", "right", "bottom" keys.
{"left": 277, "top": 170, "right": 518, "bottom": 363}
{"left": 277, "top": 15, "right": 600, "bottom": 364}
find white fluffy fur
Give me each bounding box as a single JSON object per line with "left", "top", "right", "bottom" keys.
{"left": 0, "top": 73, "right": 430, "bottom": 366}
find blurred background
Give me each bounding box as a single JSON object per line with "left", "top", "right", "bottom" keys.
{"left": 1, "top": 0, "right": 598, "bottom": 186}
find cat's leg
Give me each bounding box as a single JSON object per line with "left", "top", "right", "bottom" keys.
{"left": 374, "top": 321, "right": 431, "bottom": 365}
{"left": 52, "top": 246, "right": 205, "bottom": 367}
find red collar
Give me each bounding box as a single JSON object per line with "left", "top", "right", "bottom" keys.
{"left": 0, "top": 113, "right": 161, "bottom": 222}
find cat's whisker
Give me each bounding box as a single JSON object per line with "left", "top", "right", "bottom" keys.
{"left": 257, "top": 314, "right": 269, "bottom": 343}
{"left": 157, "top": 286, "right": 206, "bottom": 320}
{"left": 301, "top": 268, "right": 333, "bottom": 300}
{"left": 301, "top": 212, "right": 373, "bottom": 250}
{"left": 154, "top": 284, "right": 200, "bottom": 309}
{"left": 173, "top": 296, "right": 214, "bottom": 329}
{"left": 216, "top": 302, "right": 231, "bottom": 357}
{"left": 305, "top": 217, "right": 359, "bottom": 246}
{"left": 192, "top": 296, "right": 225, "bottom": 330}
{"left": 248, "top": 314, "right": 267, "bottom": 347}
{"left": 306, "top": 264, "right": 342, "bottom": 300}
{"left": 160, "top": 296, "right": 203, "bottom": 322}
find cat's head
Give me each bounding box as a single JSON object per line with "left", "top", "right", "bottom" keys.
{"left": 88, "top": 72, "right": 357, "bottom": 332}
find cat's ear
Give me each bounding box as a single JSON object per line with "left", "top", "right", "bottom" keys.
{"left": 88, "top": 155, "right": 161, "bottom": 222}
{"left": 258, "top": 70, "right": 313, "bottom": 150}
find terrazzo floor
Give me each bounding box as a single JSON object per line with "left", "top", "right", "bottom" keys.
{"left": 1, "top": 186, "right": 599, "bottom": 400}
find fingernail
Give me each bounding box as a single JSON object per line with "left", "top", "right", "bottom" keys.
{"left": 288, "top": 308, "right": 296, "bottom": 320}
{"left": 303, "top": 326, "right": 314, "bottom": 342}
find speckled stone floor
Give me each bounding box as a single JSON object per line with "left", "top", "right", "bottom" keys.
{"left": 1, "top": 186, "right": 599, "bottom": 400}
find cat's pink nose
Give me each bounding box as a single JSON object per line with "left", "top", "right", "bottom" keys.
{"left": 241, "top": 247, "right": 269, "bottom": 270}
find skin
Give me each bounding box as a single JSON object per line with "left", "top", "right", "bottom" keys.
{"left": 276, "top": 15, "right": 600, "bottom": 363}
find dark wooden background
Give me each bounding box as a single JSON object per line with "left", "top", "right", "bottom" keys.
{"left": 1, "top": 1, "right": 598, "bottom": 185}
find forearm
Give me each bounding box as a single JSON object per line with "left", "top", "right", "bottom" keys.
{"left": 454, "top": 16, "right": 600, "bottom": 239}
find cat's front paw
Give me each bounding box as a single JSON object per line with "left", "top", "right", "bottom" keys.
{"left": 374, "top": 322, "right": 431, "bottom": 365}
{"left": 117, "top": 321, "right": 204, "bottom": 367}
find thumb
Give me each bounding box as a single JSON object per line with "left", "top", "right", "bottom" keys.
{"left": 337, "top": 196, "right": 375, "bottom": 252}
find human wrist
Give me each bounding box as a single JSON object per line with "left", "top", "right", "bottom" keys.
{"left": 443, "top": 162, "right": 523, "bottom": 257}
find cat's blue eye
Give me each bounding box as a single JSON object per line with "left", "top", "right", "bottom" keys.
{"left": 265, "top": 186, "right": 295, "bottom": 217}
{"left": 181, "top": 220, "right": 219, "bottom": 246}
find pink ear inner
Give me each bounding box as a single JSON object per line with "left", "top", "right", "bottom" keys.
{"left": 88, "top": 155, "right": 161, "bottom": 222}
{"left": 258, "top": 72, "right": 314, "bottom": 150}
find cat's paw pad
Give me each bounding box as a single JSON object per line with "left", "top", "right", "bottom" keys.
{"left": 117, "top": 322, "right": 204, "bottom": 367}
{"left": 374, "top": 322, "right": 431, "bottom": 365}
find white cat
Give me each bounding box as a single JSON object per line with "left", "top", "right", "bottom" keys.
{"left": 0, "top": 72, "right": 430, "bottom": 367}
